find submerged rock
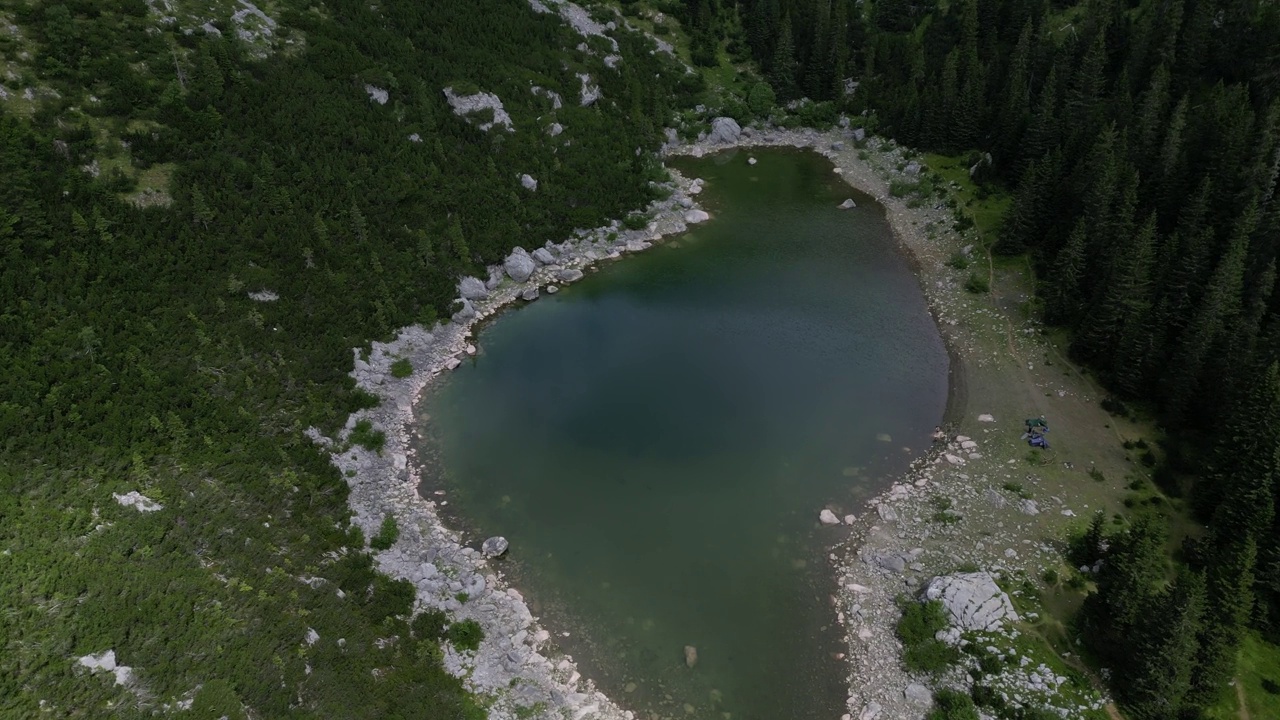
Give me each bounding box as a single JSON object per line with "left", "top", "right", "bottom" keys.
{"left": 838, "top": 198, "right": 857, "bottom": 210}
{"left": 819, "top": 509, "right": 840, "bottom": 525}
{"left": 683, "top": 645, "right": 698, "bottom": 668}
{"left": 684, "top": 209, "right": 710, "bottom": 224}
{"left": 481, "top": 536, "right": 510, "bottom": 558}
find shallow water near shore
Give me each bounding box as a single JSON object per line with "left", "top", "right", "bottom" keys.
{"left": 417, "top": 148, "right": 948, "bottom": 719}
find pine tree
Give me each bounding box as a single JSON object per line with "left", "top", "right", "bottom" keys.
{"left": 1188, "top": 537, "right": 1258, "bottom": 709}
{"left": 1086, "top": 515, "right": 1168, "bottom": 638}
{"left": 1045, "top": 220, "right": 1088, "bottom": 325}
{"left": 769, "top": 14, "right": 799, "bottom": 101}
{"left": 1122, "top": 570, "right": 1205, "bottom": 719}
{"left": 1164, "top": 201, "right": 1257, "bottom": 420}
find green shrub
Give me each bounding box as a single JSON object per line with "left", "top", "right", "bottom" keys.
{"left": 1041, "top": 568, "right": 1059, "bottom": 585}
{"left": 946, "top": 252, "right": 971, "bottom": 270}
{"left": 927, "top": 689, "right": 980, "bottom": 720}
{"left": 890, "top": 180, "right": 918, "bottom": 198}
{"left": 964, "top": 273, "right": 990, "bottom": 293}
{"left": 412, "top": 609, "right": 449, "bottom": 640}
{"left": 390, "top": 358, "right": 413, "bottom": 378}
{"left": 897, "top": 600, "right": 961, "bottom": 673}
{"left": 370, "top": 515, "right": 399, "bottom": 550}
{"left": 623, "top": 213, "right": 648, "bottom": 230}
{"left": 1088, "top": 467, "right": 1106, "bottom": 482}
{"left": 446, "top": 620, "right": 485, "bottom": 651}
{"left": 350, "top": 419, "right": 387, "bottom": 452}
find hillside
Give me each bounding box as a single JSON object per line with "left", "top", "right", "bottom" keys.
{"left": 0, "top": 1, "right": 698, "bottom": 717}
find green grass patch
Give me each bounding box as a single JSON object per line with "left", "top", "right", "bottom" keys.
{"left": 350, "top": 419, "right": 387, "bottom": 452}
{"left": 370, "top": 515, "right": 399, "bottom": 550}
{"left": 1205, "top": 632, "right": 1280, "bottom": 719}
{"left": 921, "top": 152, "right": 1010, "bottom": 237}
{"left": 390, "top": 358, "right": 413, "bottom": 378}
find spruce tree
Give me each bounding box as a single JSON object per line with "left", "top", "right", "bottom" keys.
{"left": 1188, "top": 537, "right": 1258, "bottom": 710}
{"left": 1122, "top": 570, "right": 1205, "bottom": 720}
{"left": 769, "top": 14, "right": 799, "bottom": 101}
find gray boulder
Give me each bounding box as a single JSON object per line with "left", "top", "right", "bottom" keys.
{"left": 557, "top": 268, "right": 584, "bottom": 283}
{"left": 838, "top": 198, "right": 857, "bottom": 210}
{"left": 923, "top": 572, "right": 1018, "bottom": 631}
{"left": 531, "top": 247, "right": 556, "bottom": 265}
{"left": 481, "top": 536, "right": 509, "bottom": 558}
{"left": 504, "top": 248, "right": 537, "bottom": 282}
{"left": 904, "top": 161, "right": 922, "bottom": 176}
{"left": 876, "top": 553, "right": 906, "bottom": 573}
{"left": 453, "top": 298, "right": 476, "bottom": 321}
{"left": 831, "top": 141, "right": 845, "bottom": 151}
{"left": 458, "top": 276, "right": 489, "bottom": 300}
{"left": 852, "top": 128, "right": 866, "bottom": 142}
{"left": 707, "top": 117, "right": 741, "bottom": 144}
{"left": 520, "top": 174, "right": 538, "bottom": 191}
{"left": 521, "top": 287, "right": 539, "bottom": 302}
{"left": 486, "top": 266, "right": 504, "bottom": 290}
{"left": 904, "top": 683, "right": 932, "bottom": 705}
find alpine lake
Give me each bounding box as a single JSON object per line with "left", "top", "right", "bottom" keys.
{"left": 416, "top": 148, "right": 949, "bottom": 720}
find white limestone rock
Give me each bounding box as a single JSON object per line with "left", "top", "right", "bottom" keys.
{"left": 364, "top": 85, "right": 389, "bottom": 105}
{"left": 819, "top": 509, "right": 840, "bottom": 525}
{"left": 504, "top": 248, "right": 537, "bottom": 282}
{"left": 113, "top": 491, "right": 163, "bottom": 513}
{"left": 684, "top": 209, "right": 710, "bottom": 224}
{"left": 531, "top": 248, "right": 556, "bottom": 265}
{"left": 707, "top": 117, "right": 741, "bottom": 144}
{"left": 521, "top": 174, "right": 538, "bottom": 191}
{"left": 458, "top": 276, "right": 489, "bottom": 300}
{"left": 443, "top": 87, "right": 514, "bottom": 132}
{"left": 923, "top": 572, "right": 1019, "bottom": 631}
{"left": 482, "top": 536, "right": 510, "bottom": 558}
{"left": 577, "top": 73, "right": 601, "bottom": 106}
{"left": 838, "top": 198, "right": 857, "bottom": 210}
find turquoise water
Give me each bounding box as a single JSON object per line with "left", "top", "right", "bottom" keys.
{"left": 418, "top": 149, "right": 948, "bottom": 719}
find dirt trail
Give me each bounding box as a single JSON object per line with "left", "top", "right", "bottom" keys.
{"left": 1238, "top": 681, "right": 1251, "bottom": 720}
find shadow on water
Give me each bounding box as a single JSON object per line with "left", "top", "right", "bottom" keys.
{"left": 416, "top": 148, "right": 948, "bottom": 720}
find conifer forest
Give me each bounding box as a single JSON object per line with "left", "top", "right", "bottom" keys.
{"left": 3, "top": 0, "right": 1280, "bottom": 718}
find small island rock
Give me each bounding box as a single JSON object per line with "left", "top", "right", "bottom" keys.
{"left": 481, "top": 536, "right": 509, "bottom": 558}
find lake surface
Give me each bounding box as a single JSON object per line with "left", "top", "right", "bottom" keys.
{"left": 417, "top": 149, "right": 948, "bottom": 719}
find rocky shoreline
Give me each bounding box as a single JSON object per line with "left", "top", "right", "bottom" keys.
{"left": 314, "top": 120, "right": 1115, "bottom": 720}
{"left": 309, "top": 166, "right": 717, "bottom": 720}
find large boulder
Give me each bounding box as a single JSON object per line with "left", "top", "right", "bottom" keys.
{"left": 923, "top": 572, "right": 1018, "bottom": 631}
{"left": 531, "top": 247, "right": 556, "bottom": 265}
{"left": 684, "top": 209, "right": 710, "bottom": 224}
{"left": 481, "top": 536, "right": 509, "bottom": 558}
{"left": 504, "top": 248, "right": 537, "bottom": 282}
{"left": 458, "top": 276, "right": 489, "bottom": 300}
{"left": 707, "top": 117, "right": 741, "bottom": 144}
{"left": 557, "top": 268, "right": 584, "bottom": 283}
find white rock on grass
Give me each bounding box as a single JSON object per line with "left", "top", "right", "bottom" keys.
{"left": 442, "top": 87, "right": 514, "bottom": 132}
{"left": 923, "top": 572, "right": 1018, "bottom": 631}
{"left": 520, "top": 174, "right": 538, "bottom": 191}
{"left": 113, "top": 491, "right": 162, "bottom": 512}
{"left": 77, "top": 650, "right": 134, "bottom": 686}
{"left": 978, "top": 413, "right": 996, "bottom": 422}
{"left": 819, "top": 509, "right": 840, "bottom": 525}
{"left": 365, "top": 85, "right": 389, "bottom": 105}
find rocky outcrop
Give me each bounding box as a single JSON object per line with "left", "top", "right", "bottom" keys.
{"left": 503, "top": 248, "right": 537, "bottom": 282}
{"left": 707, "top": 117, "right": 741, "bottom": 144}
{"left": 577, "top": 73, "right": 601, "bottom": 106}
{"left": 113, "top": 491, "right": 162, "bottom": 513}
{"left": 458, "top": 276, "right": 489, "bottom": 300}
{"left": 442, "top": 87, "right": 514, "bottom": 132}
{"left": 923, "top": 572, "right": 1018, "bottom": 631}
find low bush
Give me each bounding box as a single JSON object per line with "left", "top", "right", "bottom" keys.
{"left": 350, "top": 419, "right": 387, "bottom": 452}
{"left": 927, "top": 689, "right": 980, "bottom": 720}
{"left": 898, "top": 600, "right": 961, "bottom": 673}
{"left": 370, "top": 515, "right": 399, "bottom": 550}
{"left": 964, "top": 273, "right": 990, "bottom": 293}
{"left": 390, "top": 358, "right": 413, "bottom": 378}
{"left": 446, "top": 619, "right": 485, "bottom": 651}
{"left": 623, "top": 213, "right": 648, "bottom": 230}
